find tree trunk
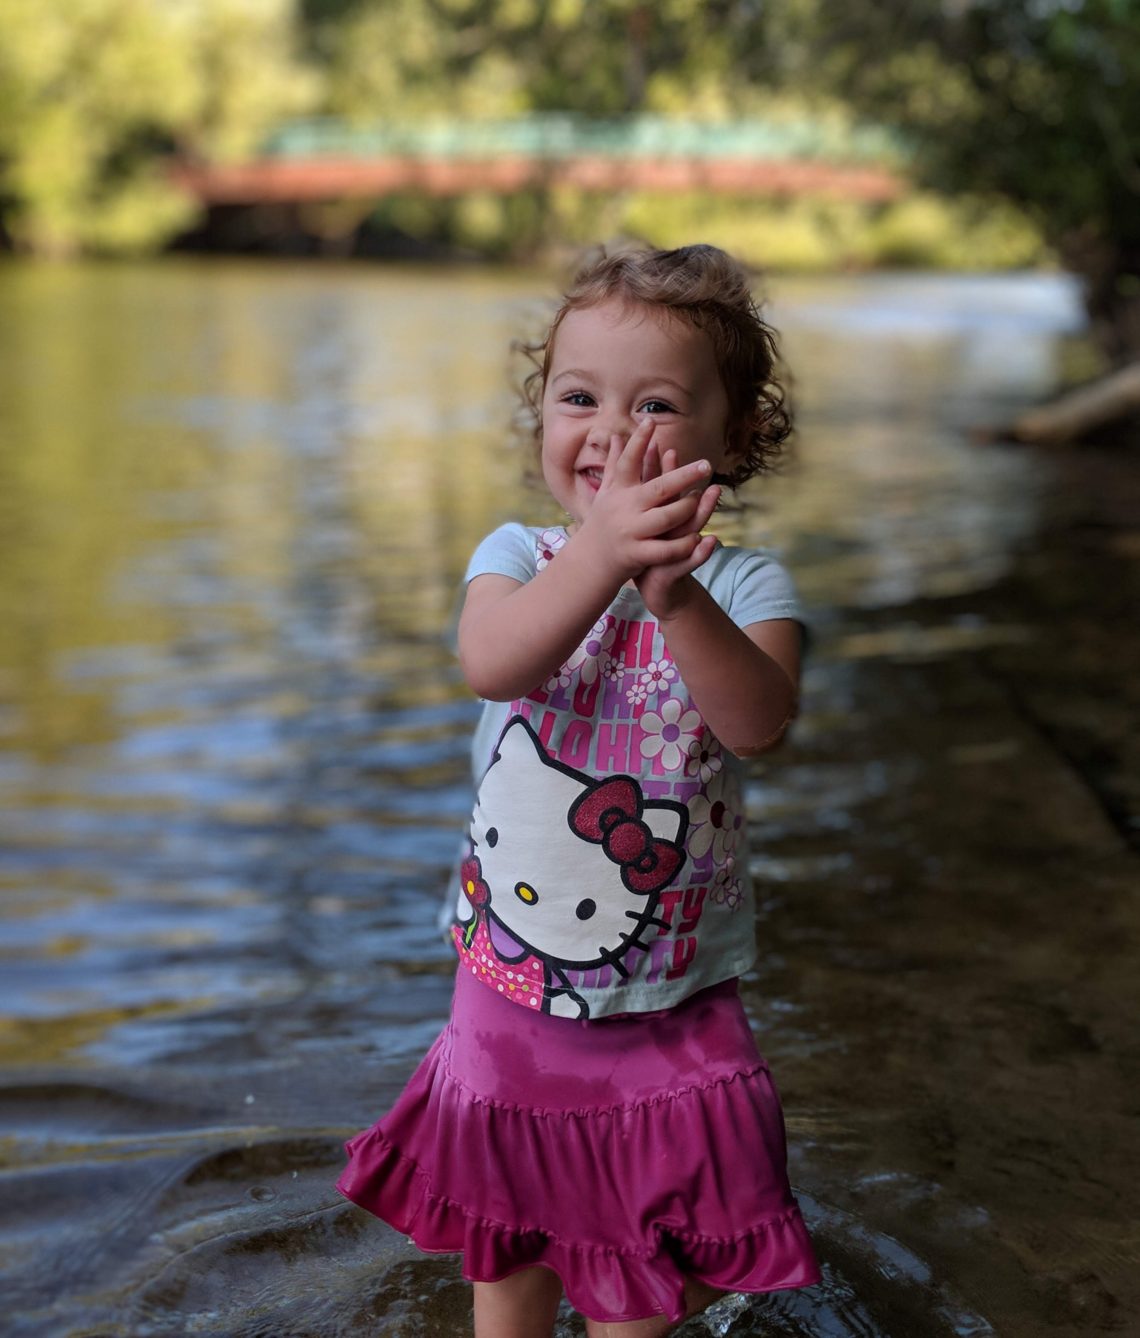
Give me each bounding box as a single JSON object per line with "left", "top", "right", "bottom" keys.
{"left": 991, "top": 362, "right": 1140, "bottom": 445}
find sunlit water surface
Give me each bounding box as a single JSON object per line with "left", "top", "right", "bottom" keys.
{"left": 0, "top": 261, "right": 1108, "bottom": 1336}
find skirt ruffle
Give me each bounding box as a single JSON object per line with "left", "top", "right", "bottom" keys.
{"left": 337, "top": 971, "right": 820, "bottom": 1324}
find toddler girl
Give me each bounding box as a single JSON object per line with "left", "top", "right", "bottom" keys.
{"left": 338, "top": 243, "right": 820, "bottom": 1336}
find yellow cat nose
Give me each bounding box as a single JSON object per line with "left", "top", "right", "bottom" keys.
{"left": 514, "top": 882, "right": 538, "bottom": 905}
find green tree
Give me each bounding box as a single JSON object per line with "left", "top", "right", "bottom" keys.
{"left": 0, "top": 0, "right": 314, "bottom": 256}
{"left": 783, "top": 0, "right": 1140, "bottom": 359}
{"left": 307, "top": 0, "right": 783, "bottom": 121}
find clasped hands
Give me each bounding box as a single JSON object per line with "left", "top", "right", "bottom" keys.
{"left": 574, "top": 417, "right": 722, "bottom": 620}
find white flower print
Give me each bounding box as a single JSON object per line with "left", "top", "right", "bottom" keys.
{"left": 626, "top": 680, "right": 649, "bottom": 707}
{"left": 563, "top": 616, "right": 616, "bottom": 686}
{"left": 601, "top": 654, "right": 624, "bottom": 683}
{"left": 535, "top": 528, "right": 566, "bottom": 572}
{"left": 544, "top": 667, "right": 572, "bottom": 693}
{"left": 639, "top": 658, "right": 677, "bottom": 696}
{"left": 684, "top": 731, "right": 724, "bottom": 785}
{"left": 710, "top": 860, "right": 743, "bottom": 911}
{"left": 639, "top": 697, "right": 702, "bottom": 772}
{"left": 687, "top": 772, "right": 744, "bottom": 863}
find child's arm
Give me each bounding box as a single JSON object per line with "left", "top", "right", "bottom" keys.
{"left": 459, "top": 429, "right": 717, "bottom": 702}
{"left": 656, "top": 589, "right": 801, "bottom": 757}
{"left": 635, "top": 445, "right": 801, "bottom": 755}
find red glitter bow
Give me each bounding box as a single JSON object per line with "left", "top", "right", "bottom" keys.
{"left": 569, "top": 777, "right": 683, "bottom": 894}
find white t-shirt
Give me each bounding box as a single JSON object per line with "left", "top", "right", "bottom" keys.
{"left": 451, "top": 523, "right": 807, "bottom": 1020}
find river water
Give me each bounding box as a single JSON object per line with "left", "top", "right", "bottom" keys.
{"left": 1, "top": 260, "right": 1133, "bottom": 1337}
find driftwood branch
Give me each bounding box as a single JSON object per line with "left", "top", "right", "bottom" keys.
{"left": 985, "top": 361, "right": 1140, "bottom": 445}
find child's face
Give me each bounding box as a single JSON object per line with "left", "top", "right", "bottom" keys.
{"left": 540, "top": 298, "right": 737, "bottom": 525}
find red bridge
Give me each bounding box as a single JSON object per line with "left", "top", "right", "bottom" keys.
{"left": 173, "top": 116, "right": 905, "bottom": 205}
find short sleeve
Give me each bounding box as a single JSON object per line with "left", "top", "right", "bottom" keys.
{"left": 726, "top": 550, "right": 801, "bottom": 624}
{"left": 699, "top": 544, "right": 813, "bottom": 658}
{"left": 464, "top": 523, "right": 537, "bottom": 586}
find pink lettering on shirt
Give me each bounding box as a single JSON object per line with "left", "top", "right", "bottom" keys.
{"left": 677, "top": 885, "right": 708, "bottom": 935}
{"left": 596, "top": 723, "right": 630, "bottom": 774}
{"left": 572, "top": 675, "right": 601, "bottom": 718}
{"left": 558, "top": 719, "right": 592, "bottom": 768}
{"left": 666, "top": 937, "right": 697, "bottom": 979}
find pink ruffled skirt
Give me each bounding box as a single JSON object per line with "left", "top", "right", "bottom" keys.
{"left": 337, "top": 968, "right": 820, "bottom": 1324}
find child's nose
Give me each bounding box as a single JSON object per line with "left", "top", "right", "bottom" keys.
{"left": 587, "top": 412, "right": 633, "bottom": 451}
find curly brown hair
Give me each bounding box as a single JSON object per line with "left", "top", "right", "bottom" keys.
{"left": 516, "top": 242, "right": 792, "bottom": 488}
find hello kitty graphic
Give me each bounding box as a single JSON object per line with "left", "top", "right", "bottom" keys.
{"left": 454, "top": 715, "right": 690, "bottom": 1018}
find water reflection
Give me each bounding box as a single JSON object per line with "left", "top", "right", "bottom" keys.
{"left": 0, "top": 260, "right": 1098, "bottom": 1336}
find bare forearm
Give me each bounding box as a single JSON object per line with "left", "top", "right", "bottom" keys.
{"left": 460, "top": 437, "right": 718, "bottom": 702}
{"left": 458, "top": 538, "right": 622, "bottom": 700}
{"left": 658, "top": 580, "right": 798, "bottom": 755}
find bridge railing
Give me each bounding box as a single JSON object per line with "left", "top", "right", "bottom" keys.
{"left": 261, "top": 114, "right": 907, "bottom": 165}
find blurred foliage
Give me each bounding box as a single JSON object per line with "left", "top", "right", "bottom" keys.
{"left": 0, "top": 0, "right": 1133, "bottom": 326}
{"left": 784, "top": 0, "right": 1140, "bottom": 355}
{"left": 0, "top": 0, "right": 314, "bottom": 256}
{"left": 307, "top": 0, "right": 778, "bottom": 120}
{"left": 370, "top": 185, "right": 1045, "bottom": 273}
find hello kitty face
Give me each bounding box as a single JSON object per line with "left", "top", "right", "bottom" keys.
{"left": 470, "top": 716, "right": 688, "bottom": 972}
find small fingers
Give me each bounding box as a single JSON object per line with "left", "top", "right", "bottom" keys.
{"left": 641, "top": 438, "right": 661, "bottom": 484}
{"left": 682, "top": 531, "right": 719, "bottom": 574}
{"left": 612, "top": 418, "right": 655, "bottom": 484}
{"left": 599, "top": 434, "right": 620, "bottom": 486}
{"left": 643, "top": 458, "right": 711, "bottom": 505}
{"left": 641, "top": 531, "right": 707, "bottom": 567}
{"left": 660, "top": 483, "right": 723, "bottom": 540}
{"left": 691, "top": 483, "right": 722, "bottom": 533}
{"left": 648, "top": 532, "right": 719, "bottom": 583}
{"left": 638, "top": 491, "right": 703, "bottom": 536}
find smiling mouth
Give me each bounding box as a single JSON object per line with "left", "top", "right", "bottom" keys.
{"left": 579, "top": 467, "right": 604, "bottom": 488}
